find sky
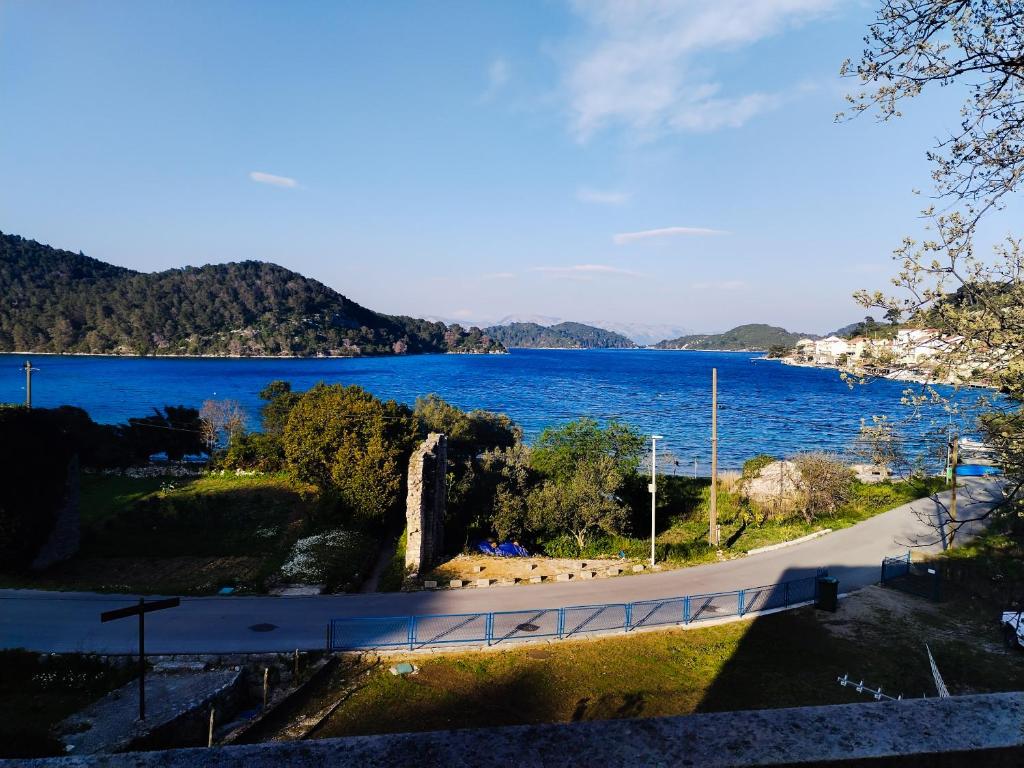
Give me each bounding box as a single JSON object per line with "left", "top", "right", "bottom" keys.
{"left": 1, "top": 1, "right": 1018, "bottom": 335}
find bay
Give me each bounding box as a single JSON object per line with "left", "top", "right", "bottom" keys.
{"left": 0, "top": 350, "right": 973, "bottom": 471}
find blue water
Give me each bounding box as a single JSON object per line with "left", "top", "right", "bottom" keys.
{"left": 0, "top": 350, "right": 973, "bottom": 470}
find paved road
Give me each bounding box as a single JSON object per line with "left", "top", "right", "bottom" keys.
{"left": 0, "top": 480, "right": 1001, "bottom": 654}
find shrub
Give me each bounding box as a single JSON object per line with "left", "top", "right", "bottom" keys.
{"left": 792, "top": 452, "right": 854, "bottom": 522}
{"left": 742, "top": 454, "right": 777, "bottom": 479}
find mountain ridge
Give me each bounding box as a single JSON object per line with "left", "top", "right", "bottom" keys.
{"left": 0, "top": 232, "right": 504, "bottom": 357}
{"left": 483, "top": 321, "right": 636, "bottom": 349}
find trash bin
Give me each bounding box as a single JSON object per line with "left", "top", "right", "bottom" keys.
{"left": 816, "top": 576, "right": 838, "bottom": 612}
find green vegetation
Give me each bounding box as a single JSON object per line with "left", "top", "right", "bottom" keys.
{"left": 0, "top": 472, "right": 340, "bottom": 594}
{"left": 291, "top": 582, "right": 1024, "bottom": 741}
{"left": 484, "top": 321, "right": 636, "bottom": 349}
{"left": 0, "top": 650, "right": 135, "bottom": 759}
{"left": 0, "top": 232, "right": 503, "bottom": 356}
{"left": 653, "top": 324, "right": 815, "bottom": 351}
{"left": 378, "top": 528, "right": 410, "bottom": 592}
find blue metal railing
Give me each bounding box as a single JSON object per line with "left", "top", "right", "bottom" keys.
{"left": 881, "top": 551, "right": 912, "bottom": 585}
{"left": 326, "top": 570, "right": 828, "bottom": 652}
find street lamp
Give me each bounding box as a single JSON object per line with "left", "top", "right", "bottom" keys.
{"left": 649, "top": 434, "right": 663, "bottom": 568}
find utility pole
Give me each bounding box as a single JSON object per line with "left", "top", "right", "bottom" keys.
{"left": 22, "top": 360, "right": 37, "bottom": 408}
{"left": 709, "top": 368, "right": 719, "bottom": 547}
{"left": 947, "top": 434, "right": 959, "bottom": 548}
{"left": 649, "top": 435, "right": 663, "bottom": 568}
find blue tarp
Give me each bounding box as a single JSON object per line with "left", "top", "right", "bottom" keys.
{"left": 475, "top": 540, "right": 529, "bottom": 557}
{"left": 956, "top": 464, "right": 1002, "bottom": 477}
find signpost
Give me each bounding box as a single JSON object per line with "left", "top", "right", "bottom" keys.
{"left": 100, "top": 597, "right": 180, "bottom": 719}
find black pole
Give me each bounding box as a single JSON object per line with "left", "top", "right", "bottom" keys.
{"left": 23, "top": 360, "right": 32, "bottom": 409}
{"left": 138, "top": 597, "right": 146, "bottom": 720}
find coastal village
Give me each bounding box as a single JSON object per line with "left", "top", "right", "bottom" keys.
{"left": 784, "top": 328, "right": 995, "bottom": 386}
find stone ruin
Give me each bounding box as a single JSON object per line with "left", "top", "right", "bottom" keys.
{"left": 404, "top": 432, "right": 447, "bottom": 576}
{"left": 740, "top": 459, "right": 804, "bottom": 514}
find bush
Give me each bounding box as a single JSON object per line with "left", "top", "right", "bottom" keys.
{"left": 221, "top": 432, "right": 285, "bottom": 472}
{"left": 792, "top": 452, "right": 854, "bottom": 522}
{"left": 742, "top": 454, "right": 777, "bottom": 479}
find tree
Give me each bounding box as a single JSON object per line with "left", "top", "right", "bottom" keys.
{"left": 852, "top": 415, "right": 909, "bottom": 476}
{"left": 282, "top": 384, "right": 416, "bottom": 525}
{"left": 842, "top": 1, "right": 1024, "bottom": 231}
{"left": 199, "top": 399, "right": 246, "bottom": 452}
{"left": 259, "top": 381, "right": 301, "bottom": 436}
{"left": 126, "top": 406, "right": 204, "bottom": 461}
{"left": 531, "top": 418, "right": 644, "bottom": 483}
{"left": 526, "top": 453, "right": 630, "bottom": 553}
{"left": 844, "top": 1, "right": 1024, "bottom": 543}
{"left": 413, "top": 394, "right": 520, "bottom": 457}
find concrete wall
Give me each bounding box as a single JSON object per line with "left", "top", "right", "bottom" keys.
{"left": 404, "top": 433, "right": 447, "bottom": 576}
{"left": 16, "top": 691, "right": 1024, "bottom": 767}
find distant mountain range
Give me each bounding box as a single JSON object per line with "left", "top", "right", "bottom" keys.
{"left": 483, "top": 321, "right": 636, "bottom": 349}
{"left": 0, "top": 233, "right": 504, "bottom": 357}
{"left": 653, "top": 324, "right": 818, "bottom": 351}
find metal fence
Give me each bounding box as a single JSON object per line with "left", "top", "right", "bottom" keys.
{"left": 881, "top": 552, "right": 943, "bottom": 601}
{"left": 326, "top": 570, "right": 827, "bottom": 652}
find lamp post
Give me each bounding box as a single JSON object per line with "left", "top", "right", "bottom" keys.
{"left": 649, "top": 434, "right": 663, "bottom": 567}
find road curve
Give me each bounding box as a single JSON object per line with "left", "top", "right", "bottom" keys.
{"left": 0, "top": 479, "right": 1001, "bottom": 654}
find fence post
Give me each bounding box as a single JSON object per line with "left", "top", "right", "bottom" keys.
{"left": 326, "top": 621, "right": 332, "bottom": 652}
{"left": 784, "top": 582, "right": 790, "bottom": 607}
{"left": 486, "top": 613, "right": 494, "bottom": 646}
{"left": 557, "top": 608, "right": 565, "bottom": 639}
{"left": 407, "top": 616, "right": 415, "bottom": 651}
{"left": 683, "top": 596, "right": 691, "bottom": 625}
{"left": 738, "top": 590, "right": 745, "bottom": 617}
{"left": 625, "top": 603, "right": 633, "bottom": 632}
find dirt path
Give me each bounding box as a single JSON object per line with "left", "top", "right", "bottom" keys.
{"left": 359, "top": 536, "right": 398, "bottom": 594}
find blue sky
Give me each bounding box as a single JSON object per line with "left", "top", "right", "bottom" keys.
{"left": 1, "top": 1, "right": 1015, "bottom": 334}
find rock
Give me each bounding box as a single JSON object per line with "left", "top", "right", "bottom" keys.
{"left": 472, "top": 565, "right": 484, "bottom": 573}
{"left": 579, "top": 571, "right": 594, "bottom": 580}
{"left": 555, "top": 573, "right": 572, "bottom": 582}
{"left": 606, "top": 567, "right": 621, "bottom": 576}
{"left": 475, "top": 578, "right": 491, "bottom": 588}
{"left": 529, "top": 576, "right": 543, "bottom": 584}
{"left": 496, "top": 579, "right": 516, "bottom": 587}
{"left": 423, "top": 580, "right": 438, "bottom": 589}
{"left": 449, "top": 579, "right": 464, "bottom": 588}
{"left": 741, "top": 460, "right": 804, "bottom": 509}
{"left": 632, "top": 564, "right": 645, "bottom": 572}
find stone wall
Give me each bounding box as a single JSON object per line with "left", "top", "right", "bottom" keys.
{"left": 404, "top": 433, "right": 447, "bottom": 576}
{"left": 31, "top": 454, "right": 81, "bottom": 571}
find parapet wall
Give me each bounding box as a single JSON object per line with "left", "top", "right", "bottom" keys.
{"left": 15, "top": 692, "right": 1024, "bottom": 767}
{"left": 404, "top": 433, "right": 446, "bottom": 575}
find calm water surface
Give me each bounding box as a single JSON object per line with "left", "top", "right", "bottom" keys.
{"left": 0, "top": 350, "right": 975, "bottom": 470}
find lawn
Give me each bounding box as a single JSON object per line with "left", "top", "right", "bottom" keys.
{"left": 0, "top": 650, "right": 135, "bottom": 759}
{"left": 2, "top": 472, "right": 378, "bottom": 595}
{"left": 537, "top": 475, "right": 948, "bottom": 568}
{"left": 272, "top": 579, "right": 1024, "bottom": 741}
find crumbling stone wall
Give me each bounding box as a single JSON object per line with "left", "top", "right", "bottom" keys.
{"left": 405, "top": 433, "right": 447, "bottom": 575}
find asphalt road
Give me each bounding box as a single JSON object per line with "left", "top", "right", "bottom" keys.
{"left": 0, "top": 479, "right": 1001, "bottom": 654}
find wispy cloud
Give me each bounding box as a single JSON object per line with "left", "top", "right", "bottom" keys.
{"left": 481, "top": 56, "right": 510, "bottom": 100}
{"left": 577, "top": 186, "right": 630, "bottom": 205}
{"left": 533, "top": 263, "right": 642, "bottom": 280}
{"left": 482, "top": 272, "right": 516, "bottom": 280}
{"left": 613, "top": 226, "right": 726, "bottom": 245}
{"left": 563, "top": 0, "right": 835, "bottom": 141}
{"left": 249, "top": 171, "right": 299, "bottom": 189}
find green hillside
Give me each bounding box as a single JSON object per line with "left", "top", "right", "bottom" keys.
{"left": 484, "top": 321, "right": 636, "bottom": 349}
{"left": 0, "top": 233, "right": 503, "bottom": 357}
{"left": 653, "top": 324, "right": 812, "bottom": 351}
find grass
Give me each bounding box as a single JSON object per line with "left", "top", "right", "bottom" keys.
{"left": 1, "top": 472, "right": 376, "bottom": 594}
{"left": 550, "top": 475, "right": 947, "bottom": 568}
{"left": 0, "top": 650, "right": 135, "bottom": 759}
{"left": 277, "top": 580, "right": 1024, "bottom": 741}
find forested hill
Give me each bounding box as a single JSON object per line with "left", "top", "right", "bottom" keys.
{"left": 653, "top": 324, "right": 812, "bottom": 351}
{"left": 0, "top": 233, "right": 504, "bottom": 357}
{"left": 484, "top": 321, "right": 636, "bottom": 349}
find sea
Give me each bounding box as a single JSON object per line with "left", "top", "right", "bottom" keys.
{"left": 0, "top": 350, "right": 982, "bottom": 471}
